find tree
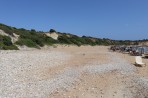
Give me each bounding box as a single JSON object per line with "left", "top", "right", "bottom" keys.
{"left": 49, "top": 29, "right": 56, "bottom": 33}
{"left": 31, "top": 29, "right": 36, "bottom": 32}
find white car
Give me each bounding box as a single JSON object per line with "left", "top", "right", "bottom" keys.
{"left": 136, "top": 46, "right": 148, "bottom": 57}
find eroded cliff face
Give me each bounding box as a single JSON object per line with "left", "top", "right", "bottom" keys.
{"left": 45, "top": 32, "right": 59, "bottom": 40}
{"left": 0, "top": 29, "right": 9, "bottom": 36}
{"left": 0, "top": 29, "right": 19, "bottom": 43}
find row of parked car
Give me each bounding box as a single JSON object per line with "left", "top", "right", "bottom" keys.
{"left": 110, "top": 45, "right": 148, "bottom": 57}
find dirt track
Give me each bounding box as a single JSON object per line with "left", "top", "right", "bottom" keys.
{"left": 0, "top": 46, "right": 148, "bottom": 98}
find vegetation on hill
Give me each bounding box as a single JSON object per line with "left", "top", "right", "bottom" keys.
{"left": 0, "top": 23, "right": 14, "bottom": 36}
{"left": 14, "top": 29, "right": 58, "bottom": 48}
{"left": 0, "top": 35, "right": 18, "bottom": 50}
{"left": 0, "top": 23, "right": 146, "bottom": 50}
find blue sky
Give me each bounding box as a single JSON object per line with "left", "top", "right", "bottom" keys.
{"left": 0, "top": 0, "right": 148, "bottom": 40}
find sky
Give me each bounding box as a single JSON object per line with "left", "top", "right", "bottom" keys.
{"left": 0, "top": 0, "right": 148, "bottom": 40}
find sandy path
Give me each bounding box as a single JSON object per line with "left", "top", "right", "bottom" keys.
{"left": 0, "top": 46, "right": 148, "bottom": 98}
{"left": 48, "top": 51, "right": 138, "bottom": 98}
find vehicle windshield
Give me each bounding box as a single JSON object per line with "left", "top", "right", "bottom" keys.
{"left": 144, "top": 47, "right": 148, "bottom": 52}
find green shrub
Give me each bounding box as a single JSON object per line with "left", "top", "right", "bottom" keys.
{"left": 3, "top": 45, "right": 19, "bottom": 50}
{"left": 2, "top": 36, "right": 13, "bottom": 46}
{"left": 16, "top": 39, "right": 38, "bottom": 48}
{"left": 44, "top": 36, "right": 58, "bottom": 45}
{"left": 50, "top": 29, "right": 56, "bottom": 33}
{"left": 0, "top": 23, "right": 14, "bottom": 36}
{"left": 58, "top": 35, "right": 73, "bottom": 44}
{"left": 16, "top": 29, "right": 58, "bottom": 47}
{"left": 0, "top": 35, "right": 18, "bottom": 50}
{"left": 0, "top": 35, "right": 12, "bottom": 46}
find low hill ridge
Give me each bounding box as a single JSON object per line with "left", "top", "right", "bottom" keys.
{"left": 0, "top": 23, "right": 147, "bottom": 50}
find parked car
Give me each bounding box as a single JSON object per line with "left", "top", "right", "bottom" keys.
{"left": 110, "top": 45, "right": 120, "bottom": 51}
{"left": 142, "top": 46, "right": 148, "bottom": 57}
{"left": 135, "top": 46, "right": 148, "bottom": 57}
{"left": 130, "top": 46, "right": 140, "bottom": 56}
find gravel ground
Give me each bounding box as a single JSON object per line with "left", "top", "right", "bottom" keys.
{"left": 0, "top": 50, "right": 71, "bottom": 98}
{"left": 0, "top": 49, "right": 148, "bottom": 98}
{"left": 124, "top": 77, "right": 148, "bottom": 98}
{"left": 83, "top": 53, "right": 136, "bottom": 75}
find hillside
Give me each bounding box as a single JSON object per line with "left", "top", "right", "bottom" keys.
{"left": 0, "top": 23, "right": 146, "bottom": 50}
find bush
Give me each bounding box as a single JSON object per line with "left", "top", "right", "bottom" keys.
{"left": 50, "top": 29, "right": 56, "bottom": 33}
{"left": 3, "top": 45, "right": 19, "bottom": 50}
{"left": 0, "top": 35, "right": 12, "bottom": 46}
{"left": 58, "top": 35, "right": 99, "bottom": 46}
{"left": 0, "top": 35, "right": 18, "bottom": 50}
{"left": 15, "top": 30, "right": 58, "bottom": 47}
{"left": 44, "top": 36, "right": 58, "bottom": 45}
{"left": 0, "top": 23, "right": 14, "bottom": 36}
{"left": 2, "top": 36, "right": 13, "bottom": 46}
{"left": 16, "top": 39, "right": 38, "bottom": 48}
{"left": 58, "top": 35, "right": 73, "bottom": 44}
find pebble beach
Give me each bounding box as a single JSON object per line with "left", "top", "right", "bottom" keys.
{"left": 0, "top": 46, "right": 148, "bottom": 98}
